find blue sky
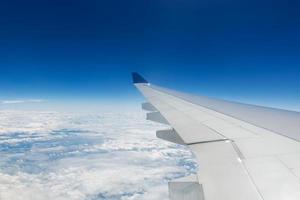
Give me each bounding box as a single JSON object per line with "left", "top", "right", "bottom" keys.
{"left": 0, "top": 0, "right": 300, "bottom": 111}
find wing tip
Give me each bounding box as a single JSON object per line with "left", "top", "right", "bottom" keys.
{"left": 132, "top": 72, "right": 148, "bottom": 84}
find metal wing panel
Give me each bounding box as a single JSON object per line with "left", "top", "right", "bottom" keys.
{"left": 190, "top": 141, "right": 263, "bottom": 200}
{"left": 136, "top": 83, "right": 259, "bottom": 141}
{"left": 133, "top": 74, "right": 300, "bottom": 200}
{"left": 150, "top": 85, "right": 300, "bottom": 142}
{"left": 244, "top": 157, "right": 300, "bottom": 200}
{"left": 136, "top": 84, "right": 224, "bottom": 143}
{"left": 136, "top": 83, "right": 300, "bottom": 158}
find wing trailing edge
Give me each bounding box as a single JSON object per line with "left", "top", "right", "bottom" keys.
{"left": 169, "top": 174, "right": 204, "bottom": 200}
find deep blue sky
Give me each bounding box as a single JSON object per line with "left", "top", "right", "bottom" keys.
{"left": 0, "top": 0, "right": 299, "bottom": 111}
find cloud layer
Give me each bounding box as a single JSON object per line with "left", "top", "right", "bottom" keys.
{"left": 1, "top": 99, "right": 45, "bottom": 104}
{"left": 0, "top": 110, "right": 197, "bottom": 200}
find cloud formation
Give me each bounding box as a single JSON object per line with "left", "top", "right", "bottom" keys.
{"left": 0, "top": 110, "right": 197, "bottom": 200}
{"left": 1, "top": 99, "right": 45, "bottom": 104}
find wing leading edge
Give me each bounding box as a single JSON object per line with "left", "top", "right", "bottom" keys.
{"left": 132, "top": 73, "right": 300, "bottom": 200}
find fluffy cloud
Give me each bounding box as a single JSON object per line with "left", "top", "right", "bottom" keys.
{"left": 0, "top": 110, "right": 197, "bottom": 200}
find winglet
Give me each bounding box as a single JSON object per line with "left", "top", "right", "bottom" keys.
{"left": 132, "top": 72, "right": 148, "bottom": 84}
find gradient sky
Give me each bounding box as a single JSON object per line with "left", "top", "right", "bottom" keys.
{"left": 0, "top": 0, "right": 299, "bottom": 111}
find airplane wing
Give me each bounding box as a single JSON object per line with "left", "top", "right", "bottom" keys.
{"left": 132, "top": 72, "right": 300, "bottom": 200}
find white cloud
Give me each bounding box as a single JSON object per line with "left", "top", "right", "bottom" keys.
{"left": 1, "top": 99, "right": 45, "bottom": 104}
{"left": 0, "top": 110, "right": 197, "bottom": 200}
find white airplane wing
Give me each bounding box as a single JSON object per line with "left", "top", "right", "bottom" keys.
{"left": 132, "top": 73, "right": 300, "bottom": 200}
